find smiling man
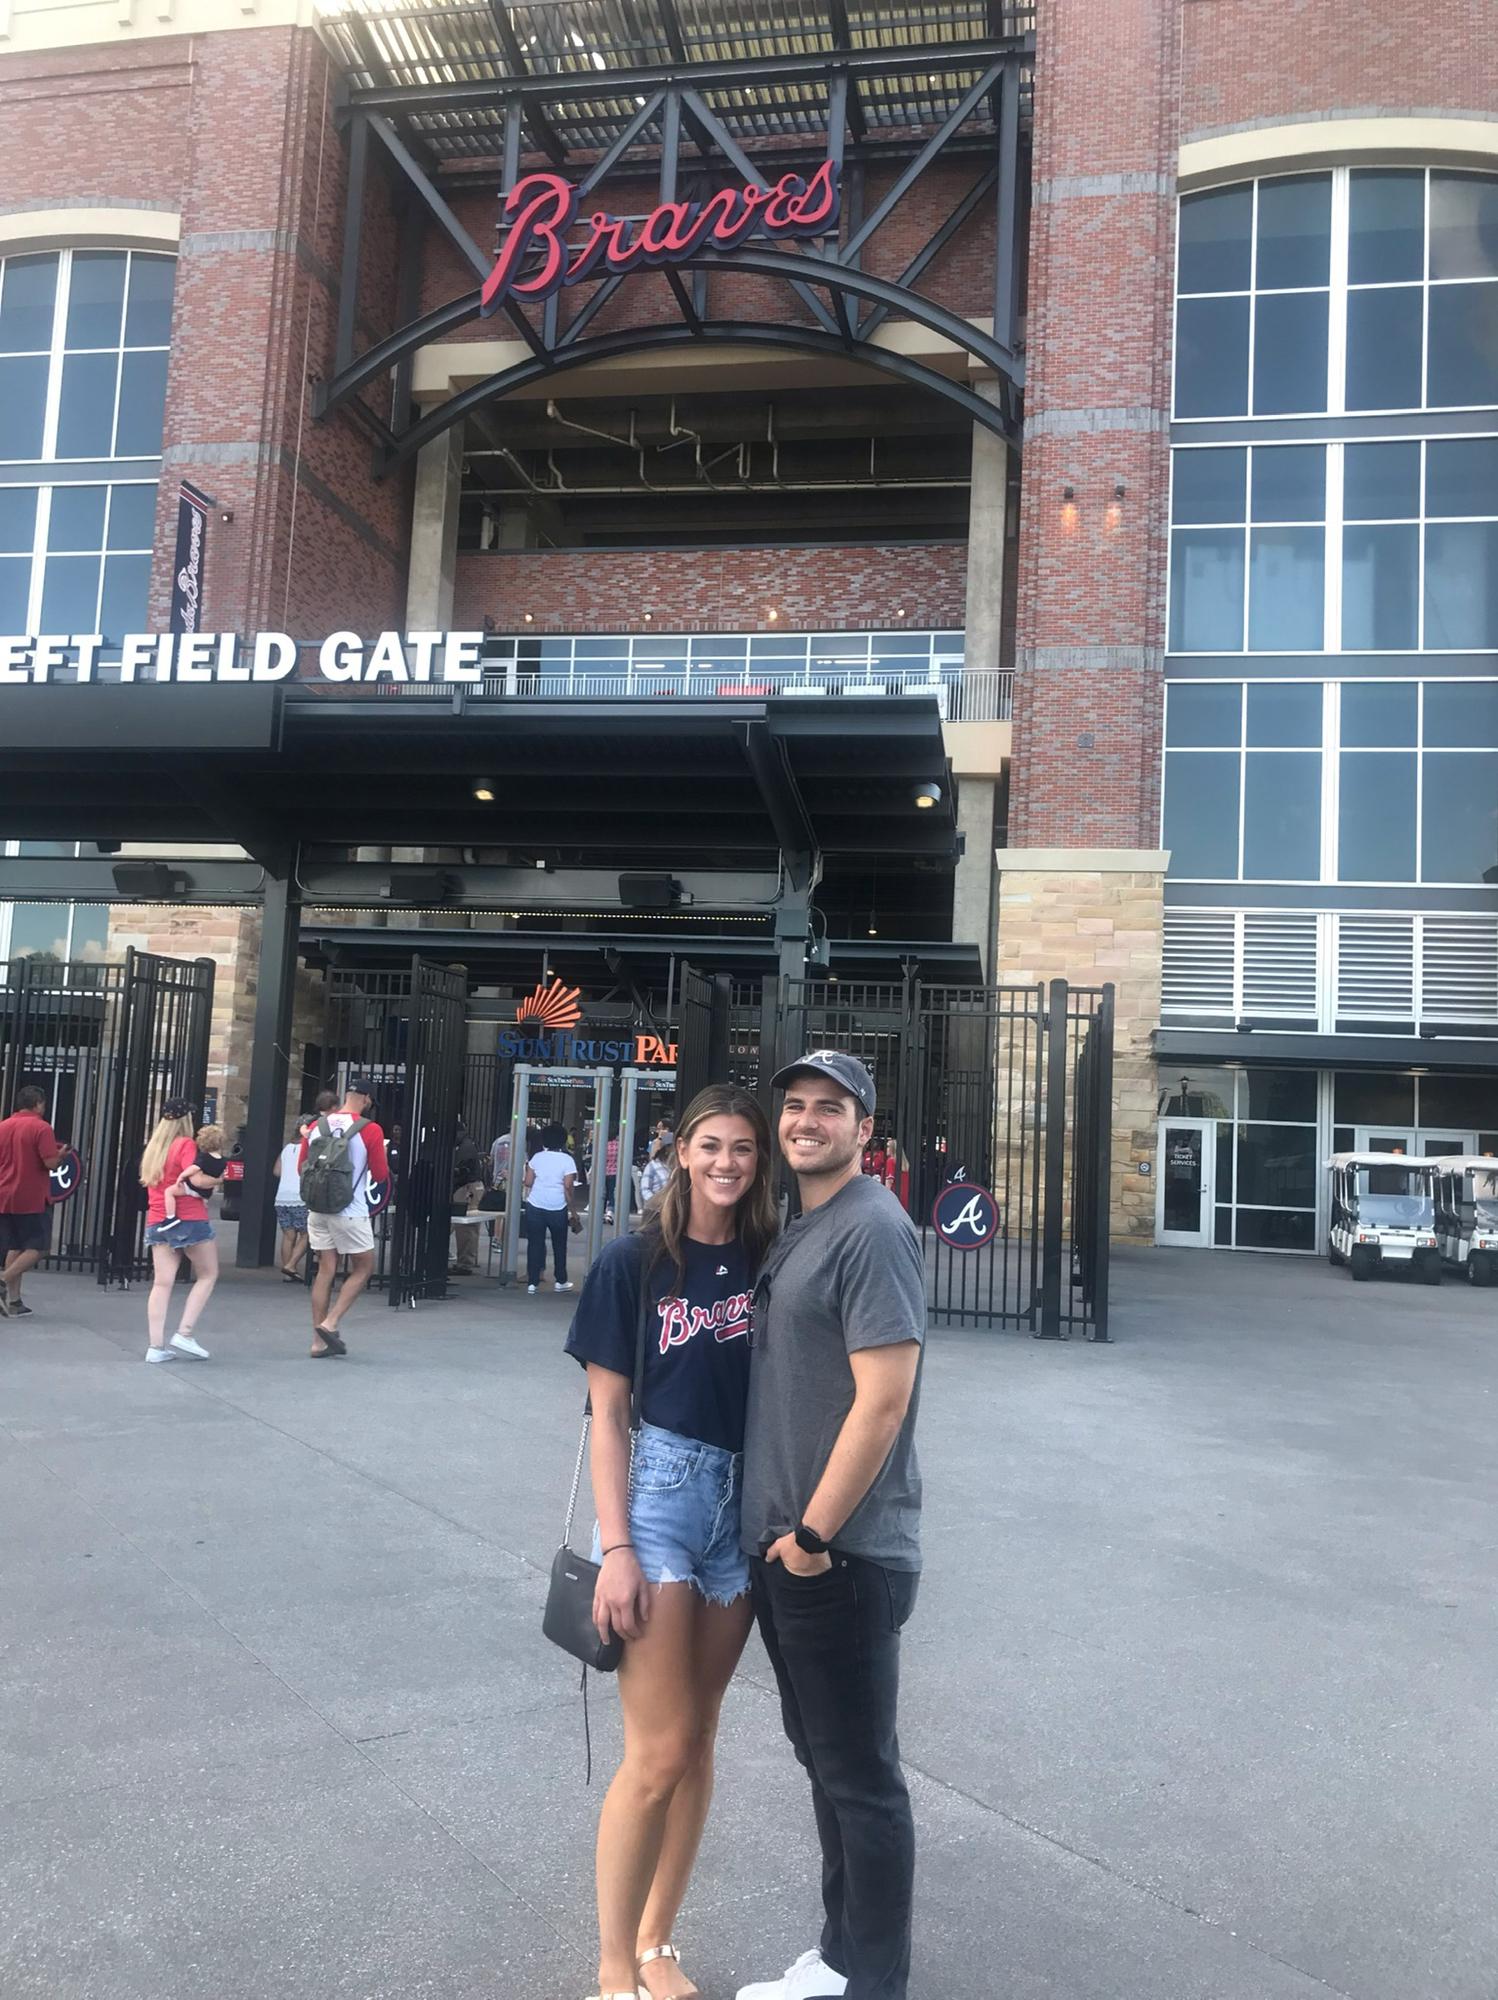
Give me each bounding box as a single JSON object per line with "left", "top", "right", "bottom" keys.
{"left": 738, "top": 1050, "right": 926, "bottom": 2000}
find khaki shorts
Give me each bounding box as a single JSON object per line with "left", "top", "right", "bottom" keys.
{"left": 306, "top": 1209, "right": 375, "bottom": 1255}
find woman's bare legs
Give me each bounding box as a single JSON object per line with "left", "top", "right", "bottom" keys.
{"left": 280, "top": 1225, "right": 307, "bottom": 1276}
{"left": 146, "top": 1246, "right": 180, "bottom": 1347}
{"left": 636, "top": 1592, "right": 754, "bottom": 1999}
{"left": 175, "top": 1237, "right": 219, "bottom": 1336}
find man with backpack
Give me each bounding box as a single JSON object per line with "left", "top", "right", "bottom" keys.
{"left": 297, "top": 1077, "right": 388, "bottom": 1358}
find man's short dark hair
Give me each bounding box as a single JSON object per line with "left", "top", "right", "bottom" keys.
{"left": 540, "top": 1121, "right": 567, "bottom": 1150}
{"left": 15, "top": 1085, "right": 46, "bottom": 1113}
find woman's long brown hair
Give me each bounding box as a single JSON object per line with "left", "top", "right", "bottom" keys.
{"left": 641, "top": 1085, "right": 778, "bottom": 1286}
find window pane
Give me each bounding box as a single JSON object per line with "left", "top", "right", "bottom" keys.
{"left": 1338, "top": 750, "right": 1417, "bottom": 879}
{"left": 1255, "top": 174, "right": 1331, "bottom": 289}
{"left": 1175, "top": 296, "right": 1250, "bottom": 418}
{"left": 1246, "top": 681, "right": 1321, "bottom": 746}
{"left": 99, "top": 552, "right": 150, "bottom": 642}
{"left": 1248, "top": 526, "right": 1324, "bottom": 650}
{"left": 1172, "top": 448, "right": 1246, "bottom": 525}
{"left": 1250, "top": 444, "right": 1324, "bottom": 522}
{"left": 1235, "top": 1208, "right": 1316, "bottom": 1252}
{"left": 38, "top": 552, "right": 99, "bottom": 632}
{"left": 0, "top": 486, "right": 37, "bottom": 554}
{"left": 1252, "top": 291, "right": 1328, "bottom": 415}
{"left": 1425, "top": 437, "right": 1498, "bottom": 518}
{"left": 1342, "top": 680, "right": 1417, "bottom": 746}
{"left": 0, "top": 253, "right": 58, "bottom": 353}
{"left": 1243, "top": 751, "right": 1320, "bottom": 877}
{"left": 0, "top": 356, "right": 48, "bottom": 457}
{"left": 1421, "top": 752, "right": 1498, "bottom": 882}
{"left": 0, "top": 556, "right": 29, "bottom": 632}
{"left": 7, "top": 906, "right": 70, "bottom": 961}
{"left": 1236, "top": 1123, "right": 1317, "bottom": 1208}
{"left": 1239, "top": 1068, "right": 1317, "bottom": 1121}
{"left": 124, "top": 255, "right": 175, "bottom": 347}
{"left": 1422, "top": 1072, "right": 1498, "bottom": 1129}
{"left": 1429, "top": 172, "right": 1498, "bottom": 281}
{"left": 1342, "top": 524, "right": 1419, "bottom": 650}
{"left": 1166, "top": 681, "right": 1241, "bottom": 746}
{"left": 67, "top": 906, "right": 111, "bottom": 963}
{"left": 1159, "top": 1068, "right": 1237, "bottom": 1117}
{"left": 65, "top": 251, "right": 127, "bottom": 349}
{"left": 1345, "top": 287, "right": 1423, "bottom": 410}
{"left": 1178, "top": 185, "right": 1252, "bottom": 294}
{"left": 113, "top": 350, "right": 169, "bottom": 456}
{"left": 1348, "top": 169, "right": 1426, "bottom": 284}
{"left": 1425, "top": 521, "right": 1498, "bottom": 648}
{"left": 106, "top": 483, "right": 158, "bottom": 550}
{"left": 55, "top": 352, "right": 118, "bottom": 458}
{"left": 1428, "top": 284, "right": 1498, "bottom": 407}
{"left": 47, "top": 485, "right": 107, "bottom": 551}
{"left": 1164, "top": 752, "right": 1240, "bottom": 876}
{"left": 1424, "top": 680, "right": 1498, "bottom": 749}
{"left": 1335, "top": 1071, "right": 1415, "bottom": 1123}
{"left": 1169, "top": 530, "right": 1245, "bottom": 650}
{"left": 1344, "top": 441, "right": 1421, "bottom": 520}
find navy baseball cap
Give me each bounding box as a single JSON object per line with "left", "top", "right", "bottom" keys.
{"left": 345, "top": 1075, "right": 377, "bottom": 1097}
{"left": 770, "top": 1049, "right": 876, "bottom": 1117}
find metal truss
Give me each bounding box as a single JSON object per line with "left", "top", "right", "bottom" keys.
{"left": 316, "top": 31, "right": 1031, "bottom": 468}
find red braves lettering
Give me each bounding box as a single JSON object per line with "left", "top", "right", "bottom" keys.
{"left": 480, "top": 161, "right": 841, "bottom": 318}
{"left": 657, "top": 1290, "right": 754, "bottom": 1355}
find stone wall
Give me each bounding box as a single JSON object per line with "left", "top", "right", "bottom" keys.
{"left": 994, "top": 851, "right": 1166, "bottom": 1242}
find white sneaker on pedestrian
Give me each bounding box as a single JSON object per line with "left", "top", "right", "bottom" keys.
{"left": 736, "top": 1948, "right": 848, "bottom": 2000}
{"left": 170, "top": 1332, "right": 210, "bottom": 1359}
{"left": 145, "top": 1346, "right": 178, "bottom": 1363}
{"left": 526, "top": 1284, "right": 538, "bottom": 1296}
{"left": 555, "top": 1280, "right": 574, "bottom": 1293}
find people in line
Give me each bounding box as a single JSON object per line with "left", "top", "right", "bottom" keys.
{"left": 274, "top": 1114, "right": 317, "bottom": 1283}
{"left": 523, "top": 1120, "right": 580, "bottom": 1295}
{"left": 450, "top": 1118, "right": 486, "bottom": 1276}
{"left": 565, "top": 1085, "right": 776, "bottom": 2000}
{"left": 0, "top": 1085, "right": 67, "bottom": 1320}
{"left": 736, "top": 1051, "right": 926, "bottom": 2000}
{"left": 139, "top": 1099, "right": 222, "bottom": 1363}
{"left": 298, "top": 1077, "right": 388, "bottom": 1357}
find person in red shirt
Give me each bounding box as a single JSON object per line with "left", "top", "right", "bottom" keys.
{"left": 138, "top": 1098, "right": 221, "bottom": 1364}
{"left": 0, "top": 1085, "right": 67, "bottom": 1319}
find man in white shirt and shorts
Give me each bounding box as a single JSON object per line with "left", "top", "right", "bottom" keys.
{"left": 297, "top": 1077, "right": 389, "bottom": 1357}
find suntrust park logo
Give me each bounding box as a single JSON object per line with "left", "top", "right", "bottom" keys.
{"left": 501, "top": 982, "right": 676, "bottom": 1066}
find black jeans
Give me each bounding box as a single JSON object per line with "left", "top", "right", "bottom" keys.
{"left": 752, "top": 1552, "right": 919, "bottom": 2000}
{"left": 523, "top": 1203, "right": 569, "bottom": 1285}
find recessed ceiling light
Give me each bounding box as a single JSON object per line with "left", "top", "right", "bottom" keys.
{"left": 472, "top": 780, "right": 495, "bottom": 803}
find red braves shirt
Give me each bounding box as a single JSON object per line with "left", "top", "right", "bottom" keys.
{"left": 0, "top": 1110, "right": 61, "bottom": 1213}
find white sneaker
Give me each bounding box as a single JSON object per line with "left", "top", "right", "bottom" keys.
{"left": 526, "top": 1284, "right": 538, "bottom": 1296}
{"left": 145, "top": 1346, "right": 178, "bottom": 1364}
{"left": 170, "top": 1332, "right": 210, "bottom": 1360}
{"left": 736, "top": 1948, "right": 847, "bottom": 2000}
{"left": 555, "top": 1280, "right": 574, "bottom": 1293}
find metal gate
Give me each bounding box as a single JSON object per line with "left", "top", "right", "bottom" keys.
{"left": 0, "top": 950, "right": 214, "bottom": 1286}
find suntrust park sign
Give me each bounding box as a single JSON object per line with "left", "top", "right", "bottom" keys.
{"left": 0, "top": 633, "right": 491, "bottom": 685}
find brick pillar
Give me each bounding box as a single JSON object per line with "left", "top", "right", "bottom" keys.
{"left": 1003, "top": 0, "right": 1181, "bottom": 1233}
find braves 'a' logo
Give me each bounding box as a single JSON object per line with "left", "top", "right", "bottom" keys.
{"left": 657, "top": 1291, "right": 753, "bottom": 1355}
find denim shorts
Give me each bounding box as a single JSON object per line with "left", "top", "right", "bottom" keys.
{"left": 593, "top": 1421, "right": 750, "bottom": 1606}
{"left": 146, "top": 1219, "right": 214, "bottom": 1249}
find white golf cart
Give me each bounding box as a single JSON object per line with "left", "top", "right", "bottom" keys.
{"left": 1434, "top": 1156, "right": 1498, "bottom": 1288}
{"left": 1326, "top": 1151, "right": 1442, "bottom": 1285}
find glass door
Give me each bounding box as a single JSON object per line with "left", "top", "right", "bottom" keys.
{"left": 1418, "top": 1130, "right": 1477, "bottom": 1158}
{"left": 1156, "top": 1118, "right": 1216, "bottom": 1248}
{"left": 1358, "top": 1128, "right": 1416, "bottom": 1159}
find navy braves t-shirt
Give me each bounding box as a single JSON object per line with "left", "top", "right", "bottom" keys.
{"left": 565, "top": 1231, "right": 754, "bottom": 1454}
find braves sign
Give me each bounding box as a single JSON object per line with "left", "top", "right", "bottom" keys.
{"left": 47, "top": 1147, "right": 83, "bottom": 1206}
{"left": 932, "top": 1180, "right": 1000, "bottom": 1250}
{"left": 481, "top": 161, "right": 840, "bottom": 317}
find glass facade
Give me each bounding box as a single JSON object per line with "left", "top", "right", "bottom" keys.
{"left": 1158, "top": 1067, "right": 1319, "bottom": 1251}
{"left": 0, "top": 843, "right": 109, "bottom": 964}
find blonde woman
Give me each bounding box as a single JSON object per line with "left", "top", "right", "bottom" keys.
{"left": 564, "top": 1085, "right": 778, "bottom": 2000}
{"left": 138, "top": 1098, "right": 219, "bottom": 1364}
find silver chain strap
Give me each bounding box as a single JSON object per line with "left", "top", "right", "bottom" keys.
{"left": 561, "top": 1409, "right": 637, "bottom": 1555}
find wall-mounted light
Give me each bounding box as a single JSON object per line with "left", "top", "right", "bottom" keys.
{"left": 523, "top": 611, "right": 535, "bottom": 623}
{"left": 1061, "top": 483, "right": 1075, "bottom": 502}
{"left": 219, "top": 508, "right": 234, "bottom": 525}
{"left": 1113, "top": 481, "right": 1127, "bottom": 500}
{"left": 766, "top": 607, "right": 779, "bottom": 623}
{"left": 913, "top": 780, "right": 943, "bottom": 810}
{"left": 472, "top": 780, "right": 495, "bottom": 803}
{"left": 643, "top": 610, "right": 652, "bottom": 621}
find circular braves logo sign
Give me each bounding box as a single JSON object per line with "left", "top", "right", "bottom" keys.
{"left": 363, "top": 1172, "right": 391, "bottom": 1216}
{"left": 931, "top": 1180, "right": 1000, "bottom": 1250}
{"left": 47, "top": 1147, "right": 83, "bottom": 1206}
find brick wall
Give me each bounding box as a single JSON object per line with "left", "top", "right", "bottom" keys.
{"left": 453, "top": 541, "right": 968, "bottom": 634}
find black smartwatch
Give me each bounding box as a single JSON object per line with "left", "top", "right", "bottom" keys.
{"left": 794, "top": 1522, "right": 829, "bottom": 1556}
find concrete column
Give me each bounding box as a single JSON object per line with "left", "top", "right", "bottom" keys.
{"left": 405, "top": 426, "right": 464, "bottom": 629}
{"left": 964, "top": 385, "right": 1008, "bottom": 674}
{"left": 952, "top": 777, "right": 998, "bottom": 979}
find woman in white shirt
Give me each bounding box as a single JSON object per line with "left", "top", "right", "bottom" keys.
{"left": 521, "top": 1120, "right": 579, "bottom": 1294}
{"left": 274, "top": 1114, "right": 316, "bottom": 1282}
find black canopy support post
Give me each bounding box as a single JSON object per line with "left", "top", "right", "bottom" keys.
{"left": 367, "top": 114, "right": 489, "bottom": 280}
{"left": 843, "top": 153, "right": 865, "bottom": 275}
{"left": 391, "top": 187, "right": 425, "bottom": 432}
{"left": 502, "top": 94, "right": 523, "bottom": 189}
{"left": 659, "top": 87, "right": 681, "bottom": 201}
{"left": 838, "top": 61, "right": 1005, "bottom": 267}
{"left": 993, "top": 61, "right": 1022, "bottom": 361}
{"left": 1091, "top": 984, "right": 1115, "bottom": 1343}
{"left": 335, "top": 111, "right": 369, "bottom": 379}
{"left": 826, "top": 3, "right": 866, "bottom": 142}
{"left": 485, "top": 0, "right": 566, "bottom": 164}
{"left": 858, "top": 161, "right": 999, "bottom": 344}
{"left": 666, "top": 268, "right": 701, "bottom": 333}
{"left": 1038, "top": 978, "right": 1068, "bottom": 1338}
{"left": 739, "top": 721, "right": 818, "bottom": 896}
{"left": 579, "top": 90, "right": 669, "bottom": 202}
{"left": 237, "top": 860, "right": 303, "bottom": 1270}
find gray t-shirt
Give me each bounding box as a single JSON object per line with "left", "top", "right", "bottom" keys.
{"left": 741, "top": 1172, "right": 926, "bottom": 1571}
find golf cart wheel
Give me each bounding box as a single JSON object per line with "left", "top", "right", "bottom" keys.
{"left": 1417, "top": 1254, "right": 1442, "bottom": 1287}
{"left": 1469, "top": 1253, "right": 1493, "bottom": 1289}
{"left": 1349, "top": 1246, "right": 1375, "bottom": 1282}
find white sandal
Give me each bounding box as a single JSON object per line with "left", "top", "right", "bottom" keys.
{"left": 586, "top": 1991, "right": 640, "bottom": 1999}
{"left": 637, "top": 1942, "right": 696, "bottom": 1998}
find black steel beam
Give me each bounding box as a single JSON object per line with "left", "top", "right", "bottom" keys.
{"left": 335, "top": 113, "right": 369, "bottom": 378}
{"left": 484, "top": 0, "right": 566, "bottom": 163}
{"left": 297, "top": 862, "right": 781, "bottom": 907}
{"left": 993, "top": 61, "right": 1022, "bottom": 359}
{"left": 739, "top": 721, "right": 819, "bottom": 893}
{"left": 839, "top": 63, "right": 1005, "bottom": 267}
{"left": 237, "top": 862, "right": 302, "bottom": 1268}
{"left": 858, "top": 161, "right": 999, "bottom": 344}
{"left": 0, "top": 858, "right": 266, "bottom": 902}
{"left": 825, "top": 4, "right": 867, "bottom": 142}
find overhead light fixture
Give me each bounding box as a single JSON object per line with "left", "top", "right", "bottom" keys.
{"left": 619, "top": 872, "right": 684, "bottom": 910}
{"left": 388, "top": 867, "right": 462, "bottom": 905}
{"left": 472, "top": 780, "right": 495, "bottom": 803}
{"left": 112, "top": 860, "right": 188, "bottom": 898}
{"left": 913, "top": 781, "right": 943, "bottom": 810}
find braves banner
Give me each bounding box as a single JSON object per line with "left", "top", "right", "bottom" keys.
{"left": 932, "top": 1180, "right": 1000, "bottom": 1250}
{"left": 169, "top": 482, "right": 212, "bottom": 635}
{"left": 47, "top": 1147, "right": 83, "bottom": 1206}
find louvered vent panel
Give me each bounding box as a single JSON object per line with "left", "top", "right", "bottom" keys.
{"left": 1336, "top": 915, "right": 1415, "bottom": 1017}
{"left": 1420, "top": 916, "right": 1498, "bottom": 1024}
{"left": 1162, "top": 911, "right": 1235, "bottom": 1015}
{"left": 1240, "top": 911, "right": 1318, "bottom": 1015}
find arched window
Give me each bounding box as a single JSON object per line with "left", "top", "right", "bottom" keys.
{"left": 0, "top": 248, "right": 175, "bottom": 640}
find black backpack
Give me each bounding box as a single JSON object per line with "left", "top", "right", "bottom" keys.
{"left": 300, "top": 1115, "right": 370, "bottom": 1215}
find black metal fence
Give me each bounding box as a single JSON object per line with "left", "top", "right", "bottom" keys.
{"left": 0, "top": 951, "right": 214, "bottom": 1286}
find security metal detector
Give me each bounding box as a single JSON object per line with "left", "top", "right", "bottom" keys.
{"left": 611, "top": 1067, "right": 678, "bottom": 1241}
{"left": 499, "top": 1065, "right": 615, "bottom": 1283}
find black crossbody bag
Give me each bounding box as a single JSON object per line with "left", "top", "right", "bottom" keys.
{"left": 542, "top": 1253, "right": 649, "bottom": 1673}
